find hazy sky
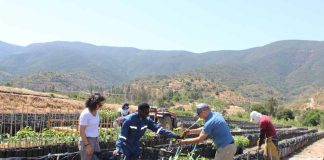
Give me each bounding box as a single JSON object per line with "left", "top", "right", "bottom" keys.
{"left": 0, "top": 0, "right": 323, "bottom": 52}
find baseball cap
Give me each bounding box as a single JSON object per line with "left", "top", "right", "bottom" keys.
{"left": 195, "top": 103, "right": 210, "bottom": 116}
{"left": 122, "top": 103, "right": 129, "bottom": 109}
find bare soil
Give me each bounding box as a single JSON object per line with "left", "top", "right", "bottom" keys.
{"left": 285, "top": 138, "right": 324, "bottom": 160}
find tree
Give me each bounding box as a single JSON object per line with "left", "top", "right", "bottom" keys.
{"left": 133, "top": 88, "right": 150, "bottom": 104}
{"left": 276, "top": 108, "right": 295, "bottom": 120}
{"left": 302, "top": 109, "right": 322, "bottom": 126}
{"left": 250, "top": 104, "right": 268, "bottom": 115}
{"left": 4, "top": 82, "right": 13, "bottom": 87}
{"left": 265, "top": 97, "right": 278, "bottom": 117}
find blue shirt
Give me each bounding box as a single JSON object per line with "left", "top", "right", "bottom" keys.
{"left": 203, "top": 112, "right": 234, "bottom": 148}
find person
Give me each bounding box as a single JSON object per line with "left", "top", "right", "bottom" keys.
{"left": 113, "top": 103, "right": 131, "bottom": 128}
{"left": 250, "top": 111, "right": 279, "bottom": 160}
{"left": 118, "top": 103, "right": 130, "bottom": 117}
{"left": 178, "top": 103, "right": 236, "bottom": 160}
{"left": 113, "top": 103, "right": 180, "bottom": 160}
{"left": 78, "top": 93, "right": 105, "bottom": 160}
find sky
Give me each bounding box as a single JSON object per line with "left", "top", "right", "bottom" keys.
{"left": 0, "top": 0, "right": 323, "bottom": 53}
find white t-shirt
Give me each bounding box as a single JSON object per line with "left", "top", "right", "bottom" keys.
{"left": 79, "top": 108, "right": 100, "bottom": 137}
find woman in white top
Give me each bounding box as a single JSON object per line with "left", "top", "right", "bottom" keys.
{"left": 79, "top": 93, "right": 105, "bottom": 160}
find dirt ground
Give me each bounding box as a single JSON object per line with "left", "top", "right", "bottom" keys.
{"left": 285, "top": 138, "right": 324, "bottom": 160}
{"left": 223, "top": 105, "right": 246, "bottom": 115}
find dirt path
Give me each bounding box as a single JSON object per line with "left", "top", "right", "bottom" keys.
{"left": 286, "top": 138, "right": 324, "bottom": 160}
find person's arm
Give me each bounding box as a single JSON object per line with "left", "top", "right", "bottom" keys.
{"left": 187, "top": 127, "right": 203, "bottom": 135}
{"left": 115, "top": 119, "right": 130, "bottom": 152}
{"left": 179, "top": 131, "right": 208, "bottom": 145}
{"left": 258, "top": 122, "right": 267, "bottom": 147}
{"left": 80, "top": 125, "right": 89, "bottom": 145}
{"left": 147, "top": 118, "right": 177, "bottom": 138}
{"left": 258, "top": 129, "right": 266, "bottom": 146}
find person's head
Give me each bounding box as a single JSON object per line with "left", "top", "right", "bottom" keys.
{"left": 121, "top": 103, "right": 130, "bottom": 116}
{"left": 195, "top": 103, "right": 211, "bottom": 119}
{"left": 138, "top": 103, "right": 150, "bottom": 118}
{"left": 250, "top": 111, "right": 262, "bottom": 123}
{"left": 85, "top": 93, "right": 105, "bottom": 112}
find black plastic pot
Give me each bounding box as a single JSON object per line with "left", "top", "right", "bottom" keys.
{"left": 99, "top": 142, "right": 108, "bottom": 149}
{"left": 26, "top": 148, "right": 33, "bottom": 157}
{"left": 35, "top": 147, "right": 43, "bottom": 157}
{"left": 196, "top": 144, "right": 216, "bottom": 158}
{"left": 15, "top": 149, "right": 23, "bottom": 157}
{"left": 43, "top": 146, "right": 50, "bottom": 155}
{"left": 0, "top": 149, "right": 6, "bottom": 158}
{"left": 30, "top": 148, "right": 38, "bottom": 157}
{"left": 235, "top": 147, "right": 243, "bottom": 155}
{"left": 108, "top": 142, "right": 115, "bottom": 149}
{"left": 59, "top": 144, "right": 67, "bottom": 153}
{"left": 49, "top": 145, "right": 57, "bottom": 154}
{"left": 67, "top": 145, "right": 75, "bottom": 152}
{"left": 6, "top": 149, "right": 15, "bottom": 158}
{"left": 20, "top": 148, "right": 27, "bottom": 157}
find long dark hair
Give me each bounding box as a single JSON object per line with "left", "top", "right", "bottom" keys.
{"left": 85, "top": 93, "right": 105, "bottom": 111}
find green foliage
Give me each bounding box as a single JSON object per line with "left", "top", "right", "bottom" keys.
{"left": 99, "top": 128, "right": 119, "bottom": 142}
{"left": 169, "top": 107, "right": 194, "bottom": 116}
{"left": 142, "top": 130, "right": 156, "bottom": 140}
{"left": 195, "top": 118, "right": 205, "bottom": 127}
{"left": 225, "top": 112, "right": 250, "bottom": 122}
{"left": 1, "top": 127, "right": 80, "bottom": 147}
{"left": 265, "top": 97, "right": 278, "bottom": 117}
{"left": 234, "top": 136, "right": 249, "bottom": 149}
{"left": 105, "top": 96, "right": 122, "bottom": 104}
{"left": 199, "top": 96, "right": 226, "bottom": 111}
{"left": 50, "top": 93, "right": 55, "bottom": 98}
{"left": 4, "top": 81, "right": 13, "bottom": 86}
{"left": 16, "top": 126, "right": 39, "bottom": 139}
{"left": 276, "top": 108, "right": 295, "bottom": 120}
{"left": 302, "top": 109, "right": 323, "bottom": 126}
{"left": 67, "top": 92, "right": 86, "bottom": 100}
{"left": 249, "top": 104, "right": 268, "bottom": 115}
{"left": 99, "top": 110, "right": 118, "bottom": 120}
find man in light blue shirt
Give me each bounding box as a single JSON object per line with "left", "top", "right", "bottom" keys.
{"left": 179, "top": 103, "right": 236, "bottom": 160}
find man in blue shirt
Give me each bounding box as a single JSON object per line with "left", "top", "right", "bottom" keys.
{"left": 113, "top": 103, "right": 179, "bottom": 160}
{"left": 179, "top": 103, "right": 236, "bottom": 160}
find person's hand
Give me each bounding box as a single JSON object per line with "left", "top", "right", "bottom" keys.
{"left": 177, "top": 139, "right": 186, "bottom": 145}
{"left": 175, "top": 135, "right": 182, "bottom": 139}
{"left": 257, "top": 139, "right": 260, "bottom": 147}
{"left": 85, "top": 144, "right": 93, "bottom": 155}
{"left": 177, "top": 130, "right": 190, "bottom": 139}
{"left": 113, "top": 149, "right": 119, "bottom": 156}
{"left": 183, "top": 129, "right": 190, "bottom": 136}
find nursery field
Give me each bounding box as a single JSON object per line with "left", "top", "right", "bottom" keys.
{"left": 0, "top": 88, "right": 323, "bottom": 159}
{"left": 0, "top": 110, "right": 323, "bottom": 160}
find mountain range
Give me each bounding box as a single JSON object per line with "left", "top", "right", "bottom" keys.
{"left": 0, "top": 40, "right": 323, "bottom": 102}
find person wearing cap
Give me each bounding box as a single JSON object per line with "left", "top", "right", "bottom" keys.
{"left": 113, "top": 103, "right": 180, "bottom": 160}
{"left": 79, "top": 93, "right": 105, "bottom": 160}
{"left": 179, "top": 103, "right": 236, "bottom": 160}
{"left": 114, "top": 103, "right": 131, "bottom": 128}
{"left": 118, "top": 103, "right": 130, "bottom": 117}
{"left": 250, "top": 111, "right": 279, "bottom": 160}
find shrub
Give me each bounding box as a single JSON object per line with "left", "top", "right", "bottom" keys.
{"left": 169, "top": 108, "right": 194, "bottom": 116}
{"left": 265, "top": 97, "right": 278, "bottom": 117}
{"left": 276, "top": 108, "right": 295, "bottom": 120}
{"left": 302, "top": 109, "right": 323, "bottom": 126}
{"left": 67, "top": 92, "right": 86, "bottom": 100}
{"left": 234, "top": 136, "right": 249, "bottom": 149}
{"left": 250, "top": 104, "right": 268, "bottom": 115}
